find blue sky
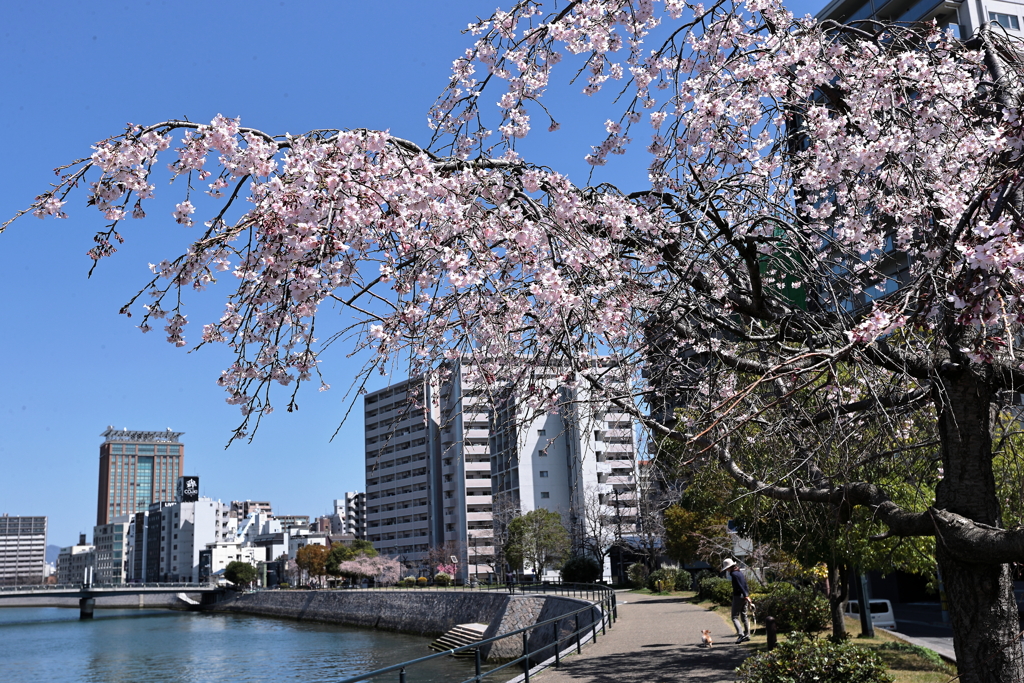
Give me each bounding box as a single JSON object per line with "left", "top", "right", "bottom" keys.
{"left": 0, "top": 0, "right": 821, "bottom": 547}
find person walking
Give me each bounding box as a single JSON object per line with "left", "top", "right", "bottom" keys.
{"left": 722, "top": 558, "right": 752, "bottom": 643}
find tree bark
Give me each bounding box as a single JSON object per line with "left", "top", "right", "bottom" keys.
{"left": 933, "top": 370, "right": 1024, "bottom": 683}
{"left": 826, "top": 559, "right": 849, "bottom": 641}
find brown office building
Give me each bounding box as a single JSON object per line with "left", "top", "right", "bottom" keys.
{"left": 97, "top": 427, "right": 184, "bottom": 526}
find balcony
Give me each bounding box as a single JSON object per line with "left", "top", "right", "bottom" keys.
{"left": 604, "top": 443, "right": 633, "bottom": 453}
{"left": 466, "top": 512, "right": 493, "bottom": 522}
{"left": 465, "top": 461, "right": 491, "bottom": 472}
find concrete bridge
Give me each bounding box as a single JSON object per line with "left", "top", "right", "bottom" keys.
{"left": 0, "top": 583, "right": 223, "bottom": 618}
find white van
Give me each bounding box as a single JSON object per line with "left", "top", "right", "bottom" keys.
{"left": 844, "top": 599, "right": 897, "bottom": 630}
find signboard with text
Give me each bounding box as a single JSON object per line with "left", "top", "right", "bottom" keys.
{"left": 177, "top": 476, "right": 199, "bottom": 502}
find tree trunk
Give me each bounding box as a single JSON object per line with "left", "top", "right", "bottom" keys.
{"left": 933, "top": 371, "right": 1024, "bottom": 683}
{"left": 826, "top": 559, "right": 849, "bottom": 641}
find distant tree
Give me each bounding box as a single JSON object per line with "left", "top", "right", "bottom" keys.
{"left": 561, "top": 555, "right": 602, "bottom": 583}
{"left": 295, "top": 544, "right": 329, "bottom": 587}
{"left": 326, "top": 539, "right": 378, "bottom": 577}
{"left": 505, "top": 509, "right": 570, "bottom": 574}
{"left": 577, "top": 485, "right": 616, "bottom": 569}
{"left": 337, "top": 555, "right": 401, "bottom": 585}
{"left": 224, "top": 561, "right": 258, "bottom": 588}
{"left": 425, "top": 540, "right": 462, "bottom": 576}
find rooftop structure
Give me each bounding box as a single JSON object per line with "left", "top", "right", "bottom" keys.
{"left": 97, "top": 427, "right": 184, "bottom": 525}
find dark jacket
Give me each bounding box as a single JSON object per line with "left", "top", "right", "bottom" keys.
{"left": 729, "top": 569, "right": 749, "bottom": 598}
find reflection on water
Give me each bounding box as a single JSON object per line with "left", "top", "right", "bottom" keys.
{"left": 0, "top": 607, "right": 507, "bottom": 683}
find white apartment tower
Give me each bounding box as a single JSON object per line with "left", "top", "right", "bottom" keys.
{"left": 0, "top": 515, "right": 47, "bottom": 585}
{"left": 364, "top": 359, "right": 638, "bottom": 582}
{"left": 338, "top": 492, "right": 367, "bottom": 539}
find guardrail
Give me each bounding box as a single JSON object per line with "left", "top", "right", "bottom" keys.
{"left": 336, "top": 582, "right": 617, "bottom": 683}
{"left": 0, "top": 582, "right": 218, "bottom": 592}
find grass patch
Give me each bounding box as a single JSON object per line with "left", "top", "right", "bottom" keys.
{"left": 691, "top": 597, "right": 955, "bottom": 683}
{"left": 628, "top": 588, "right": 694, "bottom": 597}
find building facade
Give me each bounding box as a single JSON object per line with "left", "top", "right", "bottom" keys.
{"left": 92, "top": 517, "right": 130, "bottom": 584}
{"left": 817, "top": 0, "right": 1023, "bottom": 38}
{"left": 97, "top": 427, "right": 184, "bottom": 526}
{"left": 56, "top": 535, "right": 95, "bottom": 585}
{"left": 339, "top": 492, "right": 366, "bottom": 539}
{"left": 230, "top": 500, "right": 272, "bottom": 522}
{"left": 364, "top": 360, "right": 638, "bottom": 582}
{"left": 0, "top": 515, "right": 48, "bottom": 585}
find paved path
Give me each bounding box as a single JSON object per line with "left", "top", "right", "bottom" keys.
{"left": 535, "top": 592, "right": 748, "bottom": 683}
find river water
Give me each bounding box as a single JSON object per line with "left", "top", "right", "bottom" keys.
{"left": 1, "top": 607, "right": 506, "bottom": 683}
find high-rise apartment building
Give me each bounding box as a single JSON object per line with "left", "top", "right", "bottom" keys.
{"left": 817, "top": 0, "right": 1020, "bottom": 37}
{"left": 97, "top": 427, "right": 184, "bottom": 525}
{"left": 339, "top": 492, "right": 366, "bottom": 539}
{"left": 0, "top": 515, "right": 47, "bottom": 585}
{"left": 364, "top": 375, "right": 436, "bottom": 569}
{"left": 364, "top": 360, "right": 638, "bottom": 581}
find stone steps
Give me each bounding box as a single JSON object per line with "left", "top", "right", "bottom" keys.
{"left": 429, "top": 622, "right": 488, "bottom": 657}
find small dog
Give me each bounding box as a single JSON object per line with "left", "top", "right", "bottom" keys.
{"left": 700, "top": 629, "right": 713, "bottom": 648}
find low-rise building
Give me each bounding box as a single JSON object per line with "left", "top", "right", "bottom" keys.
{"left": 56, "top": 535, "right": 95, "bottom": 585}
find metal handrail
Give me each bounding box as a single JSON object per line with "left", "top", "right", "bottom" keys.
{"left": 335, "top": 582, "right": 617, "bottom": 683}
{"left": 0, "top": 582, "right": 218, "bottom": 592}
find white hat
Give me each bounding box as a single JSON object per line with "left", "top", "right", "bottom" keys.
{"left": 721, "top": 558, "right": 737, "bottom": 572}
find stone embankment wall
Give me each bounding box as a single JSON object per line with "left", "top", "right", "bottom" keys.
{"left": 209, "top": 590, "right": 510, "bottom": 636}
{"left": 481, "top": 595, "right": 600, "bottom": 663}
{"left": 208, "top": 589, "right": 600, "bottom": 663}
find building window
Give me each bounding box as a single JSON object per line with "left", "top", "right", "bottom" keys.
{"left": 537, "top": 429, "right": 546, "bottom": 436}
{"left": 540, "top": 492, "right": 550, "bottom": 499}
{"left": 539, "top": 471, "right": 549, "bottom": 478}
{"left": 990, "top": 12, "right": 1020, "bottom": 29}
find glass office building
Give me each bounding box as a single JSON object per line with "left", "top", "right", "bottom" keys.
{"left": 97, "top": 427, "right": 184, "bottom": 526}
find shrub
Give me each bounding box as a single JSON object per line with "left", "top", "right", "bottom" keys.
{"left": 434, "top": 572, "right": 452, "bottom": 587}
{"left": 561, "top": 555, "right": 602, "bottom": 584}
{"left": 401, "top": 576, "right": 417, "bottom": 587}
{"left": 698, "top": 577, "right": 734, "bottom": 606}
{"left": 627, "top": 563, "right": 649, "bottom": 588}
{"left": 646, "top": 568, "right": 678, "bottom": 593}
{"left": 674, "top": 569, "right": 693, "bottom": 591}
{"left": 736, "top": 633, "right": 892, "bottom": 683}
{"left": 752, "top": 585, "right": 830, "bottom": 633}
{"left": 417, "top": 576, "right": 428, "bottom": 586}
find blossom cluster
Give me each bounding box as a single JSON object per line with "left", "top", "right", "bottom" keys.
{"left": 19, "top": 0, "right": 1024, "bottom": 439}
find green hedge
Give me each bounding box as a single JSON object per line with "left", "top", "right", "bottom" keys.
{"left": 698, "top": 576, "right": 734, "bottom": 606}
{"left": 674, "top": 569, "right": 693, "bottom": 591}
{"left": 736, "top": 633, "right": 892, "bottom": 683}
{"left": 627, "top": 563, "right": 650, "bottom": 588}
{"left": 751, "top": 583, "right": 830, "bottom": 633}
{"left": 646, "top": 568, "right": 676, "bottom": 592}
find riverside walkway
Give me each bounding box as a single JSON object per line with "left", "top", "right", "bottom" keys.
{"left": 535, "top": 591, "right": 747, "bottom": 683}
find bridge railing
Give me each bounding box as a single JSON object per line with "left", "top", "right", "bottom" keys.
{"left": 0, "top": 582, "right": 218, "bottom": 593}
